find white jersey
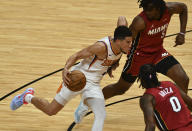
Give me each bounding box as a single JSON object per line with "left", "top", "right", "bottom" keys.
{"left": 71, "top": 36, "right": 122, "bottom": 83}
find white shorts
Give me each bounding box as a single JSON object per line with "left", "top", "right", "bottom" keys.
{"left": 55, "top": 81, "right": 104, "bottom": 105}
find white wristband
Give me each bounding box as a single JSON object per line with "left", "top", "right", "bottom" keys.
{"left": 179, "top": 32, "right": 185, "bottom": 35}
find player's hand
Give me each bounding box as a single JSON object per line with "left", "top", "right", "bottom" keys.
{"left": 117, "top": 16, "right": 128, "bottom": 27}
{"left": 62, "top": 68, "right": 71, "bottom": 86}
{"left": 174, "top": 33, "right": 185, "bottom": 47}
{"left": 107, "top": 62, "right": 119, "bottom": 78}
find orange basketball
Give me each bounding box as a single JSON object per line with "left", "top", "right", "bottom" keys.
{"left": 67, "top": 70, "right": 86, "bottom": 92}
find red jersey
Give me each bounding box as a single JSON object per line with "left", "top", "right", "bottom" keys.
{"left": 145, "top": 81, "right": 192, "bottom": 131}
{"left": 136, "top": 9, "right": 171, "bottom": 54}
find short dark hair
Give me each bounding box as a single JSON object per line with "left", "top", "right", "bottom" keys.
{"left": 114, "top": 26, "right": 132, "bottom": 41}
{"left": 138, "top": 0, "right": 166, "bottom": 13}
{"left": 137, "top": 64, "right": 160, "bottom": 89}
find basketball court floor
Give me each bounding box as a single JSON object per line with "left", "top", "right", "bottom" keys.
{"left": 0, "top": 0, "right": 192, "bottom": 130}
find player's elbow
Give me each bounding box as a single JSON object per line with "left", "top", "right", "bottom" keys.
{"left": 114, "top": 83, "right": 130, "bottom": 95}
{"left": 117, "top": 16, "right": 128, "bottom": 27}
{"left": 47, "top": 112, "right": 57, "bottom": 116}
{"left": 180, "top": 3, "right": 188, "bottom": 13}
{"left": 46, "top": 110, "right": 58, "bottom": 116}
{"left": 181, "top": 3, "right": 187, "bottom": 9}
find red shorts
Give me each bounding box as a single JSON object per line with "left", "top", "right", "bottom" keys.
{"left": 124, "top": 48, "right": 171, "bottom": 76}
{"left": 174, "top": 123, "right": 192, "bottom": 131}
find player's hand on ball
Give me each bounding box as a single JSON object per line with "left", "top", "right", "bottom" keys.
{"left": 62, "top": 68, "right": 71, "bottom": 86}
{"left": 174, "top": 33, "right": 185, "bottom": 47}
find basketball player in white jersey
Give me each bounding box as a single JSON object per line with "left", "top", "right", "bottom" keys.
{"left": 10, "top": 26, "right": 132, "bottom": 131}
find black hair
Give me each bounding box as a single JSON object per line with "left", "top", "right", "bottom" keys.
{"left": 138, "top": 0, "right": 166, "bottom": 13}
{"left": 114, "top": 26, "right": 132, "bottom": 41}
{"left": 137, "top": 64, "right": 160, "bottom": 89}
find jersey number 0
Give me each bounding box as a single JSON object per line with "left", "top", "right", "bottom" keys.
{"left": 169, "top": 96, "right": 181, "bottom": 112}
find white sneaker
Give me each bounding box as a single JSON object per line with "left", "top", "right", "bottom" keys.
{"left": 74, "top": 100, "right": 89, "bottom": 124}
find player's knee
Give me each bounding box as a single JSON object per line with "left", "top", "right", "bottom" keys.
{"left": 177, "top": 71, "right": 189, "bottom": 85}
{"left": 177, "top": 73, "right": 189, "bottom": 93}
{"left": 114, "top": 82, "right": 130, "bottom": 95}
{"left": 94, "top": 109, "right": 106, "bottom": 121}
{"left": 103, "top": 109, "right": 106, "bottom": 120}
{"left": 185, "top": 75, "right": 189, "bottom": 84}
{"left": 46, "top": 110, "right": 57, "bottom": 116}
{"left": 98, "top": 111, "right": 106, "bottom": 121}
{"left": 116, "top": 89, "right": 127, "bottom": 95}
{"left": 182, "top": 74, "right": 189, "bottom": 87}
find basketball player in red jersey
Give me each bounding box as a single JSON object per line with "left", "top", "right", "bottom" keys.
{"left": 75, "top": 0, "right": 189, "bottom": 123}
{"left": 138, "top": 64, "right": 192, "bottom": 131}
{"left": 102, "top": 0, "right": 189, "bottom": 98}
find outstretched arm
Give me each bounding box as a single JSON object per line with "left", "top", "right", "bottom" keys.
{"left": 140, "top": 94, "right": 156, "bottom": 131}
{"left": 167, "top": 2, "right": 188, "bottom": 47}
{"left": 63, "top": 42, "right": 106, "bottom": 85}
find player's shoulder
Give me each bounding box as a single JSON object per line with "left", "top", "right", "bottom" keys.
{"left": 93, "top": 41, "right": 106, "bottom": 50}
{"left": 130, "top": 15, "right": 145, "bottom": 31}
{"left": 92, "top": 37, "right": 109, "bottom": 53}
{"left": 132, "top": 15, "right": 145, "bottom": 25}
{"left": 98, "top": 36, "right": 108, "bottom": 41}
{"left": 160, "top": 81, "right": 177, "bottom": 89}
{"left": 161, "top": 81, "right": 174, "bottom": 85}
{"left": 96, "top": 37, "right": 109, "bottom": 47}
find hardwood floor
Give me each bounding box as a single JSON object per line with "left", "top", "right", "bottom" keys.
{"left": 0, "top": 0, "right": 192, "bottom": 130}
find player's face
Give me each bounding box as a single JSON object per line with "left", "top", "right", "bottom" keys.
{"left": 144, "top": 4, "right": 160, "bottom": 20}
{"left": 120, "top": 37, "right": 132, "bottom": 54}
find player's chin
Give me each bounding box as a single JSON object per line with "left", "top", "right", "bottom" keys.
{"left": 122, "top": 50, "right": 129, "bottom": 54}
{"left": 122, "top": 51, "right": 127, "bottom": 54}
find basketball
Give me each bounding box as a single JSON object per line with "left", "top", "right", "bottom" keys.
{"left": 67, "top": 70, "right": 86, "bottom": 92}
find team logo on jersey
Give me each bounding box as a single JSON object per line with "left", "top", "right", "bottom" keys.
{"left": 148, "top": 23, "right": 169, "bottom": 35}
{"left": 161, "top": 52, "right": 169, "bottom": 57}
